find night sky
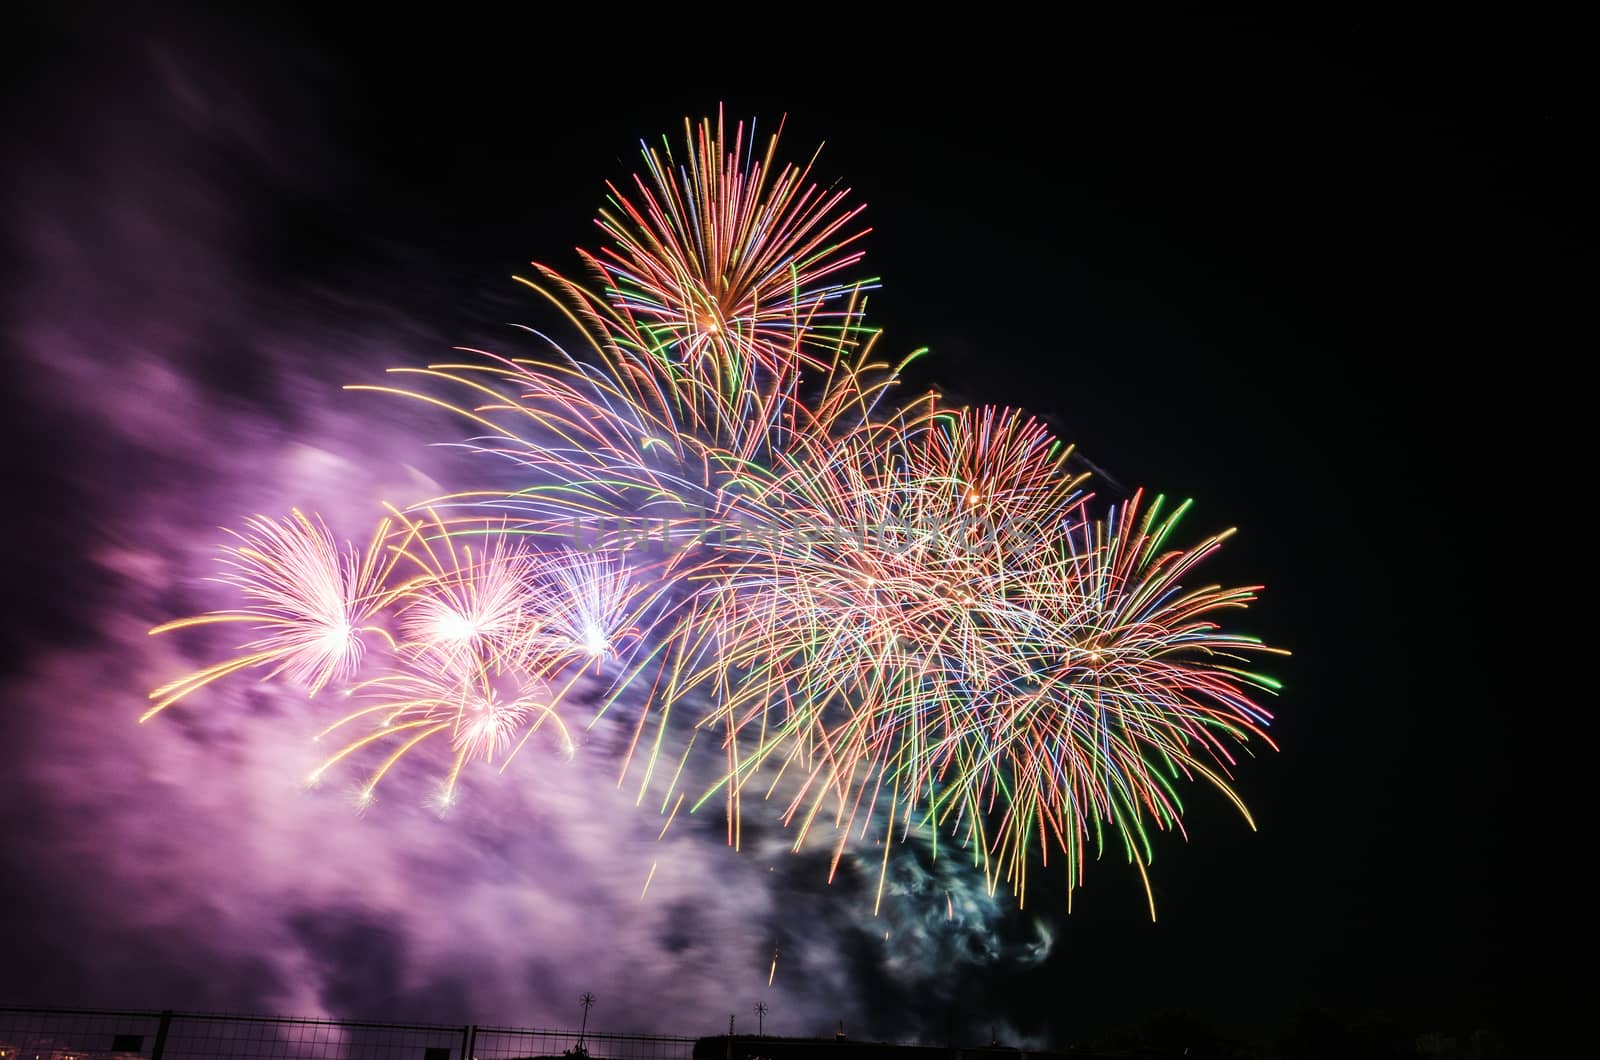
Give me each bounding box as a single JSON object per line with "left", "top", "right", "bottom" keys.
{"left": 4, "top": 11, "right": 1561, "bottom": 1053}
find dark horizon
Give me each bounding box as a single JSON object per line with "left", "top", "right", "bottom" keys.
{"left": 0, "top": 1005, "right": 1523, "bottom": 1057}
{"left": 4, "top": 9, "right": 1564, "bottom": 1055}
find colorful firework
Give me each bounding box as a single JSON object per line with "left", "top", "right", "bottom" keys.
{"left": 145, "top": 112, "right": 1285, "bottom": 915}
{"left": 587, "top": 109, "right": 871, "bottom": 378}
{"left": 523, "top": 547, "right": 643, "bottom": 668}
{"left": 668, "top": 404, "right": 1099, "bottom": 898}
{"left": 527, "top": 110, "right": 878, "bottom": 463}
{"left": 145, "top": 509, "right": 401, "bottom": 719}
{"left": 386, "top": 509, "right": 545, "bottom": 672}
{"left": 925, "top": 491, "right": 1287, "bottom": 912}
{"left": 309, "top": 656, "right": 573, "bottom": 812}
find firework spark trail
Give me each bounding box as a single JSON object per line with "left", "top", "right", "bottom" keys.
{"left": 920, "top": 491, "right": 1288, "bottom": 911}
{"left": 307, "top": 518, "right": 669, "bottom": 807}
{"left": 145, "top": 112, "right": 1286, "bottom": 915}
{"left": 544, "top": 109, "right": 879, "bottom": 464}
{"left": 519, "top": 546, "right": 648, "bottom": 672}
{"left": 676, "top": 406, "right": 1093, "bottom": 841}
{"left": 308, "top": 658, "right": 569, "bottom": 812}
{"left": 592, "top": 110, "right": 872, "bottom": 376}
{"left": 145, "top": 509, "right": 402, "bottom": 719}
{"left": 386, "top": 508, "right": 545, "bottom": 673}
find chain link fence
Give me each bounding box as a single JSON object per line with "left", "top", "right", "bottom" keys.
{"left": 0, "top": 1007, "right": 698, "bottom": 1060}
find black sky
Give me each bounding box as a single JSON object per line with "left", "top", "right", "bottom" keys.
{"left": 7, "top": 10, "right": 1569, "bottom": 1048}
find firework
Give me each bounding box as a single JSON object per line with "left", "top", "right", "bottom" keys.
{"left": 927, "top": 491, "right": 1287, "bottom": 913}
{"left": 145, "top": 112, "right": 1285, "bottom": 914}
{"left": 527, "top": 110, "right": 877, "bottom": 463}
{"left": 145, "top": 509, "right": 401, "bottom": 719}
{"left": 386, "top": 509, "right": 544, "bottom": 672}
{"left": 309, "top": 655, "right": 573, "bottom": 811}
{"left": 591, "top": 110, "right": 871, "bottom": 374}
{"left": 669, "top": 404, "right": 1097, "bottom": 897}
{"left": 523, "top": 547, "right": 643, "bottom": 668}
{"left": 309, "top": 519, "right": 656, "bottom": 803}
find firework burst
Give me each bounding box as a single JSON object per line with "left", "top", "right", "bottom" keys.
{"left": 309, "top": 657, "right": 572, "bottom": 811}
{"left": 387, "top": 509, "right": 543, "bottom": 672}
{"left": 145, "top": 509, "right": 401, "bottom": 719}
{"left": 927, "top": 491, "right": 1287, "bottom": 912}
{"left": 565, "top": 110, "right": 872, "bottom": 388}
{"left": 145, "top": 112, "right": 1285, "bottom": 914}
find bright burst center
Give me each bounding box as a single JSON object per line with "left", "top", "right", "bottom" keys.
{"left": 319, "top": 619, "right": 352, "bottom": 655}
{"left": 430, "top": 608, "right": 478, "bottom": 644}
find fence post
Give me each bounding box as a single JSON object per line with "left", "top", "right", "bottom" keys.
{"left": 150, "top": 1010, "right": 173, "bottom": 1060}
{"left": 461, "top": 1023, "right": 476, "bottom": 1060}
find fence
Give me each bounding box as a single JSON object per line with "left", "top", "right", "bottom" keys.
{"left": 0, "top": 1007, "right": 698, "bottom": 1060}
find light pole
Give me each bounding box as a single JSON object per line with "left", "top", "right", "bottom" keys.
{"left": 578, "top": 992, "right": 596, "bottom": 1054}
